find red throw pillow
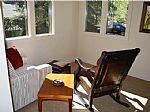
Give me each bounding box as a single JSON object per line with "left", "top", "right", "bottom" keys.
{"left": 6, "top": 46, "right": 23, "bottom": 70}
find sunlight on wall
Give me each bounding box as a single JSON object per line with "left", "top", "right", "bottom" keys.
{"left": 121, "top": 90, "right": 148, "bottom": 111}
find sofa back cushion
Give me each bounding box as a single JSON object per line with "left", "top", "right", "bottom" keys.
{"left": 6, "top": 46, "right": 23, "bottom": 70}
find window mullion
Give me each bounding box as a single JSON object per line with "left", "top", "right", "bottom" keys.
{"left": 27, "top": 1, "right": 36, "bottom": 38}
{"left": 100, "top": 0, "right": 109, "bottom": 36}
{"left": 125, "top": 1, "right": 133, "bottom": 41}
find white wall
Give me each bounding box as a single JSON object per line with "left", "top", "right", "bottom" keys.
{"left": 3, "top": 1, "right": 150, "bottom": 111}
{"left": 0, "top": 3, "right": 14, "bottom": 112}
{"left": 77, "top": 1, "right": 150, "bottom": 81}
{"left": 1, "top": 2, "right": 79, "bottom": 111}
{"left": 6, "top": 1, "right": 78, "bottom": 65}
{"left": 5, "top": 1, "right": 150, "bottom": 81}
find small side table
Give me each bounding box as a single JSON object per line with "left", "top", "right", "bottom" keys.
{"left": 38, "top": 74, "right": 74, "bottom": 112}
{"left": 48, "top": 60, "right": 71, "bottom": 73}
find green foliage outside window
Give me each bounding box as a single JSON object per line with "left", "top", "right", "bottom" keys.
{"left": 85, "top": 1, "right": 102, "bottom": 33}
{"left": 3, "top": 1, "right": 52, "bottom": 38}
{"left": 108, "top": 0, "right": 128, "bottom": 24}
{"left": 3, "top": 1, "right": 27, "bottom": 38}
{"left": 106, "top": 0, "right": 128, "bottom": 36}
{"left": 35, "top": 1, "right": 52, "bottom": 34}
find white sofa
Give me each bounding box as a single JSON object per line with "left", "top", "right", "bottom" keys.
{"left": 7, "top": 60, "right": 52, "bottom": 111}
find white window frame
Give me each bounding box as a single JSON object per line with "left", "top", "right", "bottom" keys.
{"left": 82, "top": 1, "right": 102, "bottom": 37}
{"left": 4, "top": 1, "right": 54, "bottom": 41}
{"left": 3, "top": 1, "right": 30, "bottom": 40}
{"left": 35, "top": 1, "right": 54, "bottom": 37}
{"left": 83, "top": 0, "right": 133, "bottom": 40}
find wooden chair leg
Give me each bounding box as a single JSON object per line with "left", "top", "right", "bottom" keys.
{"left": 110, "top": 93, "right": 130, "bottom": 107}
{"left": 89, "top": 96, "right": 94, "bottom": 111}
{"left": 74, "top": 68, "right": 80, "bottom": 90}
{"left": 116, "top": 92, "right": 120, "bottom": 101}
{"left": 74, "top": 80, "right": 78, "bottom": 91}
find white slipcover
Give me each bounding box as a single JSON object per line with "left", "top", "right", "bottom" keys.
{"left": 8, "top": 61, "right": 52, "bottom": 111}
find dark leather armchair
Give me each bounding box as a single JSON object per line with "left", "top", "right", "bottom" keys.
{"left": 74, "top": 48, "right": 140, "bottom": 110}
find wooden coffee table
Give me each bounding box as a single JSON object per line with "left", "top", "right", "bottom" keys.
{"left": 38, "top": 74, "right": 74, "bottom": 112}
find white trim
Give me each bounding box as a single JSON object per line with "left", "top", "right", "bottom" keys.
{"left": 51, "top": 1, "right": 55, "bottom": 35}
{"left": 35, "top": 1, "right": 54, "bottom": 37}
{"left": 4, "top": 1, "right": 55, "bottom": 40}
{"left": 103, "top": 0, "right": 133, "bottom": 41}
{"left": 6, "top": 36, "right": 31, "bottom": 41}
{"left": 27, "top": 1, "right": 36, "bottom": 38}
{"left": 0, "top": 4, "right": 14, "bottom": 112}
{"left": 83, "top": 1, "right": 101, "bottom": 35}
{"left": 83, "top": 1, "right": 86, "bottom": 33}
{"left": 125, "top": 1, "right": 133, "bottom": 41}
{"left": 36, "top": 33, "right": 54, "bottom": 37}
{"left": 82, "top": 0, "right": 133, "bottom": 41}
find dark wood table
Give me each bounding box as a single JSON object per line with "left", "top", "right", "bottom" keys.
{"left": 38, "top": 74, "right": 74, "bottom": 112}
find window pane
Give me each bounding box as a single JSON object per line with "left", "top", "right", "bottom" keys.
{"left": 106, "top": 0, "right": 128, "bottom": 36}
{"left": 35, "top": 1, "right": 52, "bottom": 34}
{"left": 2, "top": 0, "right": 28, "bottom": 38}
{"left": 85, "top": 1, "right": 102, "bottom": 33}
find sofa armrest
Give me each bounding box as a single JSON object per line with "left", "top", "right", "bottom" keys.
{"left": 33, "top": 64, "right": 52, "bottom": 88}
{"left": 35, "top": 64, "right": 52, "bottom": 71}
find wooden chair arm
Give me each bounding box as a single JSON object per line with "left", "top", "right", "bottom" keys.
{"left": 75, "top": 58, "right": 91, "bottom": 71}
{"left": 75, "top": 58, "right": 96, "bottom": 77}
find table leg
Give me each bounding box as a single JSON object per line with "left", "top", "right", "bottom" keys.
{"left": 38, "top": 97, "right": 42, "bottom": 112}
{"left": 68, "top": 99, "right": 72, "bottom": 112}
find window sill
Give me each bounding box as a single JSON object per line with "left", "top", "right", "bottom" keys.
{"left": 5, "top": 36, "right": 31, "bottom": 41}
{"left": 36, "top": 33, "right": 54, "bottom": 37}
{"left": 103, "top": 33, "right": 129, "bottom": 41}
{"left": 84, "top": 31, "right": 101, "bottom": 37}
{"left": 83, "top": 31, "right": 129, "bottom": 41}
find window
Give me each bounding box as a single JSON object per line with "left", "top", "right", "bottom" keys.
{"left": 85, "top": 1, "right": 102, "bottom": 33}
{"left": 84, "top": 1, "right": 130, "bottom": 37}
{"left": 2, "top": 0, "right": 28, "bottom": 38}
{"left": 2, "top": 1, "right": 53, "bottom": 39}
{"left": 106, "top": 0, "right": 129, "bottom": 36}
{"left": 35, "top": 1, "right": 52, "bottom": 34}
